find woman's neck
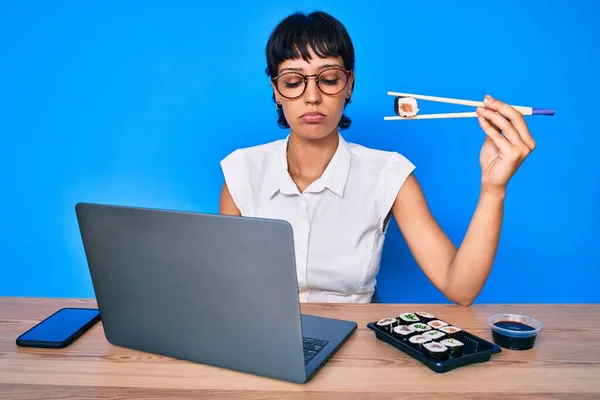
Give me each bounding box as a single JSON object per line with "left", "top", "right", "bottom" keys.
{"left": 286, "top": 131, "right": 339, "bottom": 180}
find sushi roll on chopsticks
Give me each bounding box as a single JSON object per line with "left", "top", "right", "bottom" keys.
{"left": 440, "top": 338, "right": 464, "bottom": 357}
{"left": 386, "top": 91, "right": 555, "bottom": 121}
{"left": 376, "top": 317, "right": 397, "bottom": 333}
{"left": 423, "top": 342, "right": 450, "bottom": 360}
{"left": 394, "top": 96, "right": 419, "bottom": 117}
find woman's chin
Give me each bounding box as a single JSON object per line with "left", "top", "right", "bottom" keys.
{"left": 291, "top": 123, "right": 338, "bottom": 141}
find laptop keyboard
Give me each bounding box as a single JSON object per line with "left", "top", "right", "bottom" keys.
{"left": 303, "top": 337, "right": 329, "bottom": 365}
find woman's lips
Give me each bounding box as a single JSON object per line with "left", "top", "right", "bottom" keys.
{"left": 300, "top": 112, "right": 326, "bottom": 123}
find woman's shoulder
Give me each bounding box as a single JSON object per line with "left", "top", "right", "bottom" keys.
{"left": 346, "top": 141, "right": 415, "bottom": 174}
{"left": 222, "top": 138, "right": 284, "bottom": 157}
{"left": 221, "top": 138, "right": 285, "bottom": 168}
{"left": 344, "top": 140, "right": 416, "bottom": 215}
{"left": 219, "top": 138, "right": 286, "bottom": 214}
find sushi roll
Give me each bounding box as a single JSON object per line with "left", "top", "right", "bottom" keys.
{"left": 423, "top": 342, "right": 450, "bottom": 360}
{"left": 415, "top": 311, "right": 435, "bottom": 322}
{"left": 394, "top": 96, "right": 419, "bottom": 118}
{"left": 409, "top": 322, "right": 431, "bottom": 333}
{"left": 408, "top": 334, "right": 432, "bottom": 351}
{"left": 440, "top": 338, "right": 464, "bottom": 357}
{"left": 398, "top": 312, "right": 420, "bottom": 324}
{"left": 427, "top": 320, "right": 449, "bottom": 329}
{"left": 392, "top": 324, "right": 416, "bottom": 341}
{"left": 423, "top": 330, "right": 446, "bottom": 340}
{"left": 439, "top": 325, "right": 463, "bottom": 338}
{"left": 376, "top": 317, "right": 397, "bottom": 333}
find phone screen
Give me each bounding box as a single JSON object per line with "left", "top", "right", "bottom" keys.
{"left": 18, "top": 308, "right": 100, "bottom": 343}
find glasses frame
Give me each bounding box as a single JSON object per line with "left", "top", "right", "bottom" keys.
{"left": 271, "top": 67, "right": 352, "bottom": 100}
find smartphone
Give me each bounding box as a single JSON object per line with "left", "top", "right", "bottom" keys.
{"left": 16, "top": 307, "right": 101, "bottom": 348}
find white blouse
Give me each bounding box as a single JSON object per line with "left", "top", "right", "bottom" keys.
{"left": 220, "top": 133, "right": 415, "bottom": 303}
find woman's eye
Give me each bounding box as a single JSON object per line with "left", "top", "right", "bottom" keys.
{"left": 321, "top": 79, "right": 339, "bottom": 86}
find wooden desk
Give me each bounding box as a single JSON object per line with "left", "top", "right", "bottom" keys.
{"left": 1, "top": 297, "right": 599, "bottom": 399}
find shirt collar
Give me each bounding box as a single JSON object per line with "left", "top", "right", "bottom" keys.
{"left": 265, "top": 133, "right": 352, "bottom": 198}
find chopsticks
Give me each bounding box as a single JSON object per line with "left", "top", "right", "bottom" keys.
{"left": 384, "top": 91, "right": 555, "bottom": 120}
{"left": 384, "top": 111, "right": 479, "bottom": 120}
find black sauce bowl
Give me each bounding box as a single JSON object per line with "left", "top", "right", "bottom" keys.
{"left": 488, "top": 313, "right": 542, "bottom": 350}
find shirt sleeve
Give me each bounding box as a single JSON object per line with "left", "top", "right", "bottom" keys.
{"left": 380, "top": 152, "right": 416, "bottom": 223}
{"left": 220, "top": 149, "right": 249, "bottom": 215}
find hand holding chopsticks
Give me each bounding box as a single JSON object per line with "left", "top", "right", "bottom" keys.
{"left": 385, "top": 92, "right": 543, "bottom": 197}
{"left": 474, "top": 94, "right": 539, "bottom": 197}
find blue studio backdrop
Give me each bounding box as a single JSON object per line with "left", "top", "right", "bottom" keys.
{"left": 2, "top": 1, "right": 599, "bottom": 303}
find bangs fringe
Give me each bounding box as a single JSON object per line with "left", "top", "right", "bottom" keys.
{"left": 266, "top": 12, "right": 354, "bottom": 77}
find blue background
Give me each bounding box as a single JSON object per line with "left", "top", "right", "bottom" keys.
{"left": 2, "top": 1, "right": 599, "bottom": 303}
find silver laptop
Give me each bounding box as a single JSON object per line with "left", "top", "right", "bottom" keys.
{"left": 75, "top": 202, "right": 357, "bottom": 383}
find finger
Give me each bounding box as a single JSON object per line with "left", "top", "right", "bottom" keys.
{"left": 482, "top": 95, "right": 536, "bottom": 150}
{"left": 488, "top": 119, "right": 502, "bottom": 134}
{"left": 476, "top": 106, "right": 527, "bottom": 149}
{"left": 478, "top": 116, "right": 511, "bottom": 153}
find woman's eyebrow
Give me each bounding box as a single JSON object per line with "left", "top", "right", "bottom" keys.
{"left": 279, "top": 63, "right": 343, "bottom": 73}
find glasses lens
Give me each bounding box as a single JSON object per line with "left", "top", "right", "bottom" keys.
{"left": 277, "top": 73, "right": 305, "bottom": 98}
{"left": 318, "top": 69, "right": 348, "bottom": 95}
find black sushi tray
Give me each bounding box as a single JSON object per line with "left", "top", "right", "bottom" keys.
{"left": 367, "top": 312, "right": 502, "bottom": 373}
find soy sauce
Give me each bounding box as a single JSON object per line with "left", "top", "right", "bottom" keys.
{"left": 493, "top": 321, "right": 536, "bottom": 331}
{"left": 491, "top": 320, "right": 537, "bottom": 350}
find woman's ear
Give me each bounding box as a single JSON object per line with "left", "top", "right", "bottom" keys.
{"left": 271, "top": 82, "right": 282, "bottom": 106}
{"left": 346, "top": 72, "right": 355, "bottom": 100}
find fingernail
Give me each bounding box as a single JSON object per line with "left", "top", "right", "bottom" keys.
{"left": 484, "top": 95, "right": 494, "bottom": 104}
{"left": 476, "top": 107, "right": 485, "bottom": 113}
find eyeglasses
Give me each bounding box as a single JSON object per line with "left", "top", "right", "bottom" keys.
{"left": 272, "top": 67, "right": 352, "bottom": 99}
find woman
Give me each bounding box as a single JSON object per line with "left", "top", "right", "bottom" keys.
{"left": 219, "top": 11, "right": 536, "bottom": 305}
